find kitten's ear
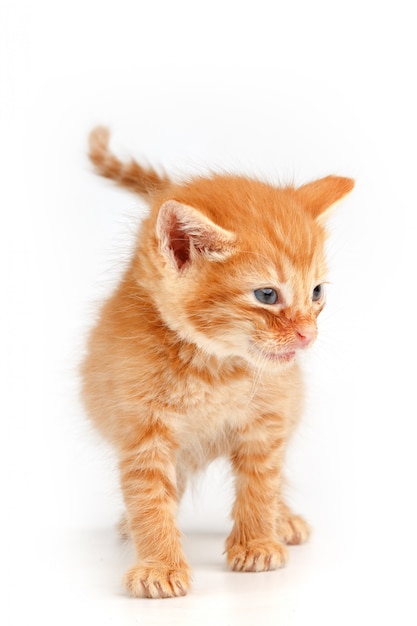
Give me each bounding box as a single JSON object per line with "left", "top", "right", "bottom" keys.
{"left": 156, "top": 200, "right": 236, "bottom": 271}
{"left": 297, "top": 175, "right": 355, "bottom": 220}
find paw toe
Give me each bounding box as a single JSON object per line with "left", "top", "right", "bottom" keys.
{"left": 124, "top": 563, "right": 190, "bottom": 599}
{"left": 227, "top": 541, "right": 288, "bottom": 572}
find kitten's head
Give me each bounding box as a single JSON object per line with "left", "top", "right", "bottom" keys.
{"left": 140, "top": 174, "right": 354, "bottom": 370}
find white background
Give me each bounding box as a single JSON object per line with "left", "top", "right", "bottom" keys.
{"left": 2, "top": 1, "right": 417, "bottom": 624}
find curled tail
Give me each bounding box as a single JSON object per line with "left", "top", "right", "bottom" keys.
{"left": 88, "top": 126, "right": 171, "bottom": 199}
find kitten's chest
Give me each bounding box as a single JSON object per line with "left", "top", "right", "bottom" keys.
{"left": 166, "top": 359, "right": 302, "bottom": 452}
{"left": 170, "top": 373, "right": 251, "bottom": 463}
{"left": 180, "top": 374, "right": 251, "bottom": 428}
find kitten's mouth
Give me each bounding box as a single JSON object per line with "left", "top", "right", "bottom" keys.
{"left": 249, "top": 341, "right": 296, "bottom": 364}
{"left": 264, "top": 350, "right": 296, "bottom": 363}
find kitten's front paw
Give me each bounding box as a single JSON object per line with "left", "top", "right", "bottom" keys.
{"left": 277, "top": 513, "right": 311, "bottom": 545}
{"left": 226, "top": 540, "right": 288, "bottom": 572}
{"left": 124, "top": 562, "right": 191, "bottom": 598}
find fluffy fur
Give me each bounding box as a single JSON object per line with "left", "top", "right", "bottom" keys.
{"left": 82, "top": 127, "right": 354, "bottom": 598}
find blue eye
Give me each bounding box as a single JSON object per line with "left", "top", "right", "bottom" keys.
{"left": 312, "top": 284, "right": 323, "bottom": 301}
{"left": 254, "top": 288, "right": 278, "bottom": 305}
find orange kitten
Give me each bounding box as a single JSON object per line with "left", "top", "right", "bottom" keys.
{"left": 82, "top": 127, "right": 354, "bottom": 599}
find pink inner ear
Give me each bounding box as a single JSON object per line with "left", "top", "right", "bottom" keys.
{"left": 169, "top": 223, "right": 190, "bottom": 269}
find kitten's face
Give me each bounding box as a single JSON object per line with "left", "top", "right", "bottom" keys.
{"left": 160, "top": 223, "right": 326, "bottom": 370}
{"left": 145, "top": 174, "right": 352, "bottom": 370}
{"left": 202, "top": 251, "right": 326, "bottom": 370}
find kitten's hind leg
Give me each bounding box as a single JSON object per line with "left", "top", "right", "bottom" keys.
{"left": 117, "top": 513, "right": 131, "bottom": 540}
{"left": 276, "top": 502, "right": 311, "bottom": 545}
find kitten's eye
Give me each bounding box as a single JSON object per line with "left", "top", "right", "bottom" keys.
{"left": 312, "top": 284, "right": 323, "bottom": 301}
{"left": 254, "top": 288, "right": 279, "bottom": 305}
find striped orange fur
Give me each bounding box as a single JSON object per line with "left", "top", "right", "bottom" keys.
{"left": 81, "top": 127, "right": 354, "bottom": 598}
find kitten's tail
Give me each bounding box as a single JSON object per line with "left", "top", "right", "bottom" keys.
{"left": 88, "top": 126, "right": 171, "bottom": 199}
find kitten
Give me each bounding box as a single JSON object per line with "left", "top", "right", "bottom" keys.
{"left": 82, "top": 127, "right": 354, "bottom": 599}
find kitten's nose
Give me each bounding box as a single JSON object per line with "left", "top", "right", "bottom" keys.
{"left": 295, "top": 324, "right": 317, "bottom": 348}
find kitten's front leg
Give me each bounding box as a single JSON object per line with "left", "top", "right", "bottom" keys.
{"left": 119, "top": 431, "right": 190, "bottom": 598}
{"left": 226, "top": 416, "right": 288, "bottom": 572}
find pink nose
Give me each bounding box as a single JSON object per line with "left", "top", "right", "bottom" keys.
{"left": 295, "top": 325, "right": 317, "bottom": 348}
